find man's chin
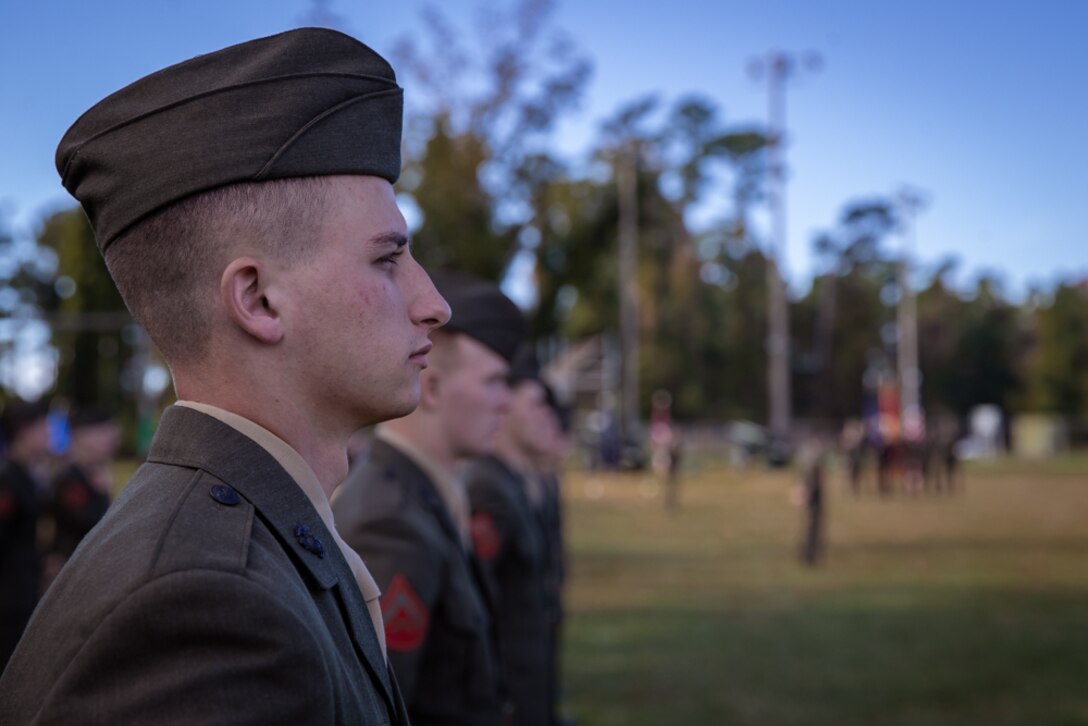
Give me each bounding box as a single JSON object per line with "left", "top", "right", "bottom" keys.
{"left": 385, "top": 395, "right": 421, "bottom": 422}
{"left": 462, "top": 436, "right": 498, "bottom": 459}
{"left": 356, "top": 391, "right": 420, "bottom": 428}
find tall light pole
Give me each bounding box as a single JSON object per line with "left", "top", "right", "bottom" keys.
{"left": 617, "top": 146, "right": 641, "bottom": 445}
{"left": 749, "top": 51, "right": 820, "bottom": 444}
{"left": 896, "top": 185, "right": 928, "bottom": 440}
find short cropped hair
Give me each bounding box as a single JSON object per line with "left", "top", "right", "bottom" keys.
{"left": 105, "top": 176, "right": 333, "bottom": 364}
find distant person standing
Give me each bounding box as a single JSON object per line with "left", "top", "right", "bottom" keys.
{"left": 877, "top": 439, "right": 896, "bottom": 497}
{"left": 797, "top": 436, "right": 827, "bottom": 567}
{"left": 649, "top": 389, "right": 682, "bottom": 510}
{"left": 48, "top": 410, "right": 122, "bottom": 565}
{"left": 840, "top": 418, "right": 866, "bottom": 496}
{"left": 932, "top": 417, "right": 961, "bottom": 494}
{"left": 466, "top": 346, "right": 553, "bottom": 726}
{"left": 942, "top": 435, "right": 960, "bottom": 493}
{"left": 0, "top": 399, "right": 51, "bottom": 673}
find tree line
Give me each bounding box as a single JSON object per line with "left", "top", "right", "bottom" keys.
{"left": 1, "top": 0, "right": 1086, "bottom": 439}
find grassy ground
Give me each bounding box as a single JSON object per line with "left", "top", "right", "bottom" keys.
{"left": 559, "top": 460, "right": 1088, "bottom": 725}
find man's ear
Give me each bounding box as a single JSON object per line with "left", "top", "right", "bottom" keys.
{"left": 220, "top": 257, "right": 284, "bottom": 345}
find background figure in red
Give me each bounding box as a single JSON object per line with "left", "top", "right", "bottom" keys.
{"left": 0, "top": 399, "right": 52, "bottom": 673}
{"left": 650, "top": 390, "right": 682, "bottom": 510}
{"left": 47, "top": 409, "right": 122, "bottom": 577}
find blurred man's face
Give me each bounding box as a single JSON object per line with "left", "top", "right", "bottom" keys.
{"left": 542, "top": 406, "right": 571, "bottom": 463}
{"left": 72, "top": 421, "right": 122, "bottom": 463}
{"left": 15, "top": 416, "right": 51, "bottom": 462}
{"left": 434, "top": 335, "right": 512, "bottom": 459}
{"left": 506, "top": 380, "right": 554, "bottom": 459}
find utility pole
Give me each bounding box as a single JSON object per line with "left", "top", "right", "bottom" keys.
{"left": 896, "top": 185, "right": 927, "bottom": 441}
{"left": 617, "top": 146, "right": 641, "bottom": 446}
{"left": 750, "top": 51, "right": 820, "bottom": 445}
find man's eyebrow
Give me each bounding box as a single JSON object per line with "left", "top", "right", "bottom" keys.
{"left": 370, "top": 232, "right": 409, "bottom": 250}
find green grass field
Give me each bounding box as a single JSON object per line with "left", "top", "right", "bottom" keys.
{"left": 559, "top": 461, "right": 1088, "bottom": 725}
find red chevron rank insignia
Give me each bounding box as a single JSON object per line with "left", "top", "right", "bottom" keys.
{"left": 471, "top": 511, "right": 501, "bottom": 560}
{"left": 382, "top": 573, "right": 429, "bottom": 651}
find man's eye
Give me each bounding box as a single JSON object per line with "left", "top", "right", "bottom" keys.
{"left": 379, "top": 250, "right": 403, "bottom": 266}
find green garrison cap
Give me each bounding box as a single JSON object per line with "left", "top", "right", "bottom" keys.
{"left": 430, "top": 271, "right": 526, "bottom": 365}
{"left": 508, "top": 343, "right": 541, "bottom": 384}
{"left": 56, "top": 27, "right": 403, "bottom": 252}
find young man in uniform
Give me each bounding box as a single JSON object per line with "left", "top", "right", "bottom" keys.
{"left": 333, "top": 271, "right": 524, "bottom": 725}
{"left": 465, "top": 347, "right": 556, "bottom": 726}
{"left": 0, "top": 28, "right": 449, "bottom": 725}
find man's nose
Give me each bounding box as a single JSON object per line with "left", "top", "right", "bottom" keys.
{"left": 411, "top": 262, "right": 451, "bottom": 330}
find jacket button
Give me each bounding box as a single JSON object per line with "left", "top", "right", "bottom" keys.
{"left": 209, "top": 484, "right": 240, "bottom": 506}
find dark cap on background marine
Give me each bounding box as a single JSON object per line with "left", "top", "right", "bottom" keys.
{"left": 55, "top": 27, "right": 403, "bottom": 252}
{"left": 508, "top": 343, "right": 541, "bottom": 384}
{"left": 0, "top": 399, "right": 50, "bottom": 443}
{"left": 68, "top": 408, "right": 115, "bottom": 430}
{"left": 429, "top": 271, "right": 526, "bottom": 364}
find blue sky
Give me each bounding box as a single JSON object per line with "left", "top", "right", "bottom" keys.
{"left": 2, "top": 0, "right": 1086, "bottom": 298}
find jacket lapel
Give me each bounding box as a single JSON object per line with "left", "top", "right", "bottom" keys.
{"left": 146, "top": 406, "right": 395, "bottom": 710}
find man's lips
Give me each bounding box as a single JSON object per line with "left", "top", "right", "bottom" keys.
{"left": 409, "top": 341, "right": 432, "bottom": 364}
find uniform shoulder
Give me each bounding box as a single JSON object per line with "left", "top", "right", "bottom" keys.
{"left": 53, "top": 462, "right": 255, "bottom": 586}
{"left": 0, "top": 462, "right": 264, "bottom": 714}
{"left": 149, "top": 468, "right": 256, "bottom": 578}
{"left": 334, "top": 442, "right": 423, "bottom": 524}
{"left": 335, "top": 448, "right": 451, "bottom": 560}
{"left": 2, "top": 565, "right": 336, "bottom": 726}
{"left": 465, "top": 456, "right": 518, "bottom": 502}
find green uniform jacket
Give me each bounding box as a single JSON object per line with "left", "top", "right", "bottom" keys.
{"left": 333, "top": 438, "right": 506, "bottom": 726}
{"left": 538, "top": 471, "right": 566, "bottom": 725}
{"left": 465, "top": 455, "right": 551, "bottom": 726}
{"left": 49, "top": 463, "right": 111, "bottom": 559}
{"left": 0, "top": 460, "right": 41, "bottom": 674}
{"left": 0, "top": 406, "right": 407, "bottom": 726}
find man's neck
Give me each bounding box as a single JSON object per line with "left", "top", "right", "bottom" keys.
{"left": 278, "top": 426, "right": 350, "bottom": 498}
{"left": 175, "top": 378, "right": 349, "bottom": 497}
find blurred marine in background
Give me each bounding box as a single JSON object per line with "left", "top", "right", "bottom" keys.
{"left": 465, "top": 345, "right": 556, "bottom": 726}
{"left": 47, "top": 409, "right": 121, "bottom": 568}
{"left": 334, "top": 271, "right": 524, "bottom": 725}
{"left": 0, "top": 399, "right": 51, "bottom": 672}
{"left": 538, "top": 383, "right": 571, "bottom": 724}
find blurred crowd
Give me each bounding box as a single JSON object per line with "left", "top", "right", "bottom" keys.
{"left": 839, "top": 417, "right": 962, "bottom": 498}
{"left": 0, "top": 399, "right": 121, "bottom": 671}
